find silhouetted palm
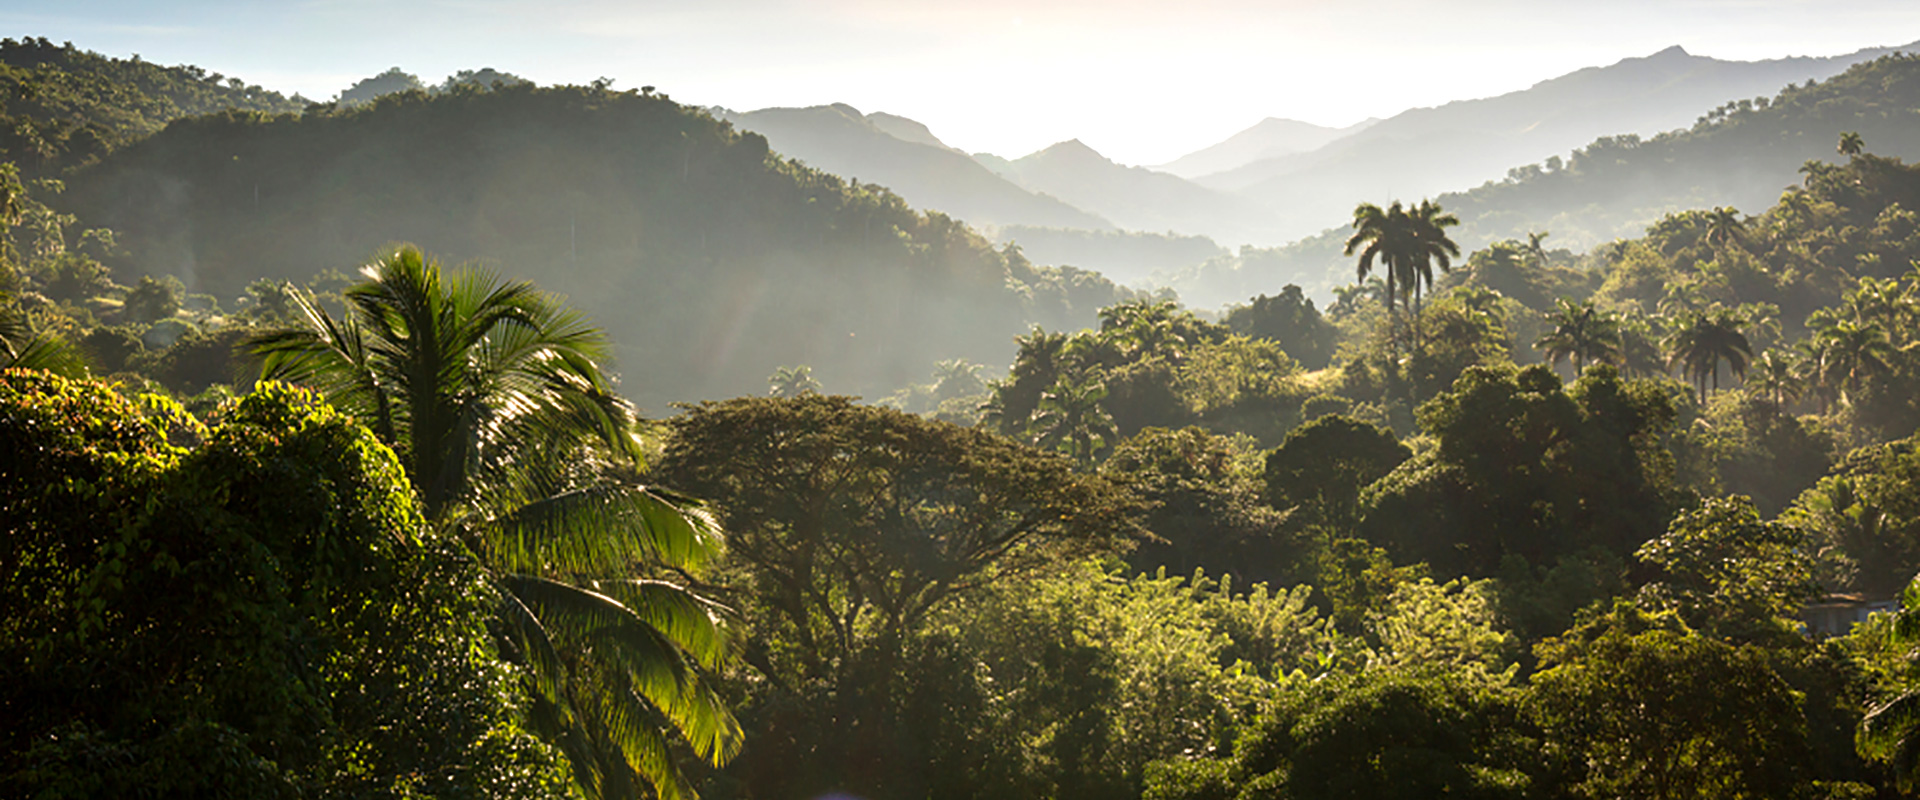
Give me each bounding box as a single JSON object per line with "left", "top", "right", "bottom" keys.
{"left": 1031, "top": 374, "right": 1118, "bottom": 466}
{"left": 768, "top": 364, "right": 822, "bottom": 398}
{"left": 1839, "top": 131, "right": 1865, "bottom": 157}
{"left": 1405, "top": 199, "right": 1463, "bottom": 344}
{"left": 1523, "top": 230, "right": 1550, "bottom": 266}
{"left": 1704, "top": 207, "right": 1747, "bottom": 252}
{"left": 1807, "top": 318, "right": 1895, "bottom": 409}
{"left": 251, "top": 247, "right": 739, "bottom": 800}
{"left": 1535, "top": 298, "right": 1623, "bottom": 374}
{"left": 1664, "top": 309, "right": 1753, "bottom": 403}
{"left": 1346, "top": 201, "right": 1411, "bottom": 321}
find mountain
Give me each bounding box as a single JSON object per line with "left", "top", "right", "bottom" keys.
{"left": 0, "top": 36, "right": 304, "bottom": 177}
{"left": 988, "top": 139, "right": 1279, "bottom": 246}
{"left": 1165, "top": 52, "right": 1920, "bottom": 310}
{"left": 57, "top": 85, "right": 1138, "bottom": 407}
{"left": 1207, "top": 39, "right": 1920, "bottom": 243}
{"left": 1153, "top": 117, "right": 1376, "bottom": 179}
{"left": 716, "top": 103, "right": 1111, "bottom": 232}
{"left": 864, "top": 111, "right": 961, "bottom": 152}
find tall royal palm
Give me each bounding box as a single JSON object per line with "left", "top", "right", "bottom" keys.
{"left": 1346, "top": 199, "right": 1460, "bottom": 354}
{"left": 1663, "top": 308, "right": 1753, "bottom": 404}
{"left": 251, "top": 247, "right": 740, "bottom": 800}
{"left": 1536, "top": 298, "right": 1623, "bottom": 374}
{"left": 1405, "top": 199, "right": 1462, "bottom": 348}
{"left": 1346, "top": 201, "right": 1416, "bottom": 354}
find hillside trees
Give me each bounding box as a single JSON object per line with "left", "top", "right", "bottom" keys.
{"left": 250, "top": 247, "right": 737, "bottom": 800}
{"left": 58, "top": 82, "right": 1136, "bottom": 407}
{"left": 654, "top": 394, "right": 1137, "bottom": 799}
{"left": 1360, "top": 364, "right": 1681, "bottom": 577}
{"left": 0, "top": 372, "right": 570, "bottom": 798}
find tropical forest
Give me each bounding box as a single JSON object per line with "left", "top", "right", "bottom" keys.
{"left": 11, "top": 23, "right": 1920, "bottom": 800}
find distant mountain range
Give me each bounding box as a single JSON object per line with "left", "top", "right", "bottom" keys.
{"left": 978, "top": 139, "right": 1276, "bottom": 248}
{"left": 1152, "top": 117, "right": 1377, "bottom": 179}
{"left": 720, "top": 37, "right": 1920, "bottom": 287}
{"left": 1164, "top": 51, "right": 1920, "bottom": 310}
{"left": 1206, "top": 40, "right": 1920, "bottom": 242}
{"left": 712, "top": 103, "right": 1112, "bottom": 232}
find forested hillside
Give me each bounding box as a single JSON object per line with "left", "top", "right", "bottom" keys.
{"left": 1174, "top": 52, "right": 1920, "bottom": 309}
{"left": 55, "top": 83, "right": 1135, "bottom": 406}
{"left": 1208, "top": 39, "right": 1919, "bottom": 242}
{"left": 20, "top": 32, "right": 1920, "bottom": 800}
{"left": 0, "top": 37, "right": 303, "bottom": 177}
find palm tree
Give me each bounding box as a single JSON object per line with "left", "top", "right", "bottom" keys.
{"left": 0, "top": 297, "right": 88, "bottom": 376}
{"left": 930, "top": 358, "right": 988, "bottom": 401}
{"left": 1346, "top": 201, "right": 1412, "bottom": 342}
{"left": 251, "top": 247, "right": 739, "bottom": 800}
{"left": 1663, "top": 308, "right": 1753, "bottom": 403}
{"left": 1405, "top": 199, "right": 1463, "bottom": 347}
{"left": 1703, "top": 206, "right": 1747, "bottom": 253}
{"left": 1860, "top": 578, "right": 1920, "bottom": 789}
{"left": 1745, "top": 349, "right": 1802, "bottom": 407}
{"left": 1031, "top": 373, "right": 1118, "bottom": 466}
{"left": 1535, "top": 298, "right": 1623, "bottom": 374}
{"left": 768, "top": 364, "right": 821, "bottom": 398}
{"left": 1838, "top": 131, "right": 1865, "bottom": 157}
{"left": 1807, "top": 318, "right": 1896, "bottom": 409}
{"left": 1524, "top": 230, "right": 1552, "bottom": 268}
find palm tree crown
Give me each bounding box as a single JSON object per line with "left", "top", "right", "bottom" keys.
{"left": 1663, "top": 308, "right": 1753, "bottom": 404}
{"left": 1535, "top": 298, "right": 1624, "bottom": 374}
{"left": 1346, "top": 199, "right": 1460, "bottom": 353}
{"left": 251, "top": 246, "right": 739, "bottom": 800}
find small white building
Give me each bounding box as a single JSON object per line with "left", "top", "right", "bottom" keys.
{"left": 1802, "top": 594, "right": 1900, "bottom": 638}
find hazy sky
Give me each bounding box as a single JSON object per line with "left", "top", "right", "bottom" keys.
{"left": 6, "top": 0, "right": 1919, "bottom": 165}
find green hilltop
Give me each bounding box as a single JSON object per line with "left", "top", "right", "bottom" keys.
{"left": 52, "top": 78, "right": 1134, "bottom": 407}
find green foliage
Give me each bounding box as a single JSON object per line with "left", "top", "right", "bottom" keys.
{"left": 1636, "top": 495, "right": 1820, "bottom": 640}
{"left": 1361, "top": 364, "right": 1681, "bottom": 576}
{"left": 1531, "top": 603, "right": 1814, "bottom": 800}
{"left": 0, "top": 38, "right": 301, "bottom": 177}
{"left": 250, "top": 249, "right": 737, "bottom": 799}
{"left": 1264, "top": 413, "right": 1409, "bottom": 533}
{"left": 1199, "top": 669, "right": 1539, "bottom": 800}
{"left": 1222, "top": 284, "right": 1336, "bottom": 370}
{"left": 657, "top": 395, "right": 1140, "bottom": 799}
{"left": 62, "top": 82, "right": 1134, "bottom": 407}
{"left": 1787, "top": 434, "right": 1920, "bottom": 597}
{"left": 0, "top": 371, "right": 569, "bottom": 797}
{"left": 939, "top": 561, "right": 1343, "bottom": 800}
{"left": 338, "top": 67, "right": 424, "bottom": 105}
{"left": 1104, "top": 426, "right": 1295, "bottom": 586}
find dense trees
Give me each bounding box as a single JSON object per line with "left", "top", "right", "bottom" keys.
{"left": 653, "top": 394, "right": 1137, "bottom": 799}
{"left": 1361, "top": 364, "right": 1680, "bottom": 576}
{"left": 19, "top": 35, "right": 1920, "bottom": 800}
{"left": 250, "top": 247, "right": 737, "bottom": 800}
{"left": 0, "top": 372, "right": 569, "bottom": 797}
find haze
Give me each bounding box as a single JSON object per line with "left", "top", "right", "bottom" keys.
{"left": 7, "top": 0, "right": 1917, "bottom": 165}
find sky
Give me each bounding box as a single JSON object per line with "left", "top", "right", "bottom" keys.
{"left": 5, "top": 0, "right": 1919, "bottom": 166}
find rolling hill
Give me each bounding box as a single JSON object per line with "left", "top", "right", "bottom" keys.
{"left": 54, "top": 83, "right": 1137, "bottom": 407}
{"left": 1206, "top": 39, "right": 1920, "bottom": 243}
{"left": 1151, "top": 117, "right": 1376, "bottom": 179}
{"left": 1166, "top": 51, "right": 1920, "bottom": 310}
{"left": 715, "top": 103, "right": 1111, "bottom": 232}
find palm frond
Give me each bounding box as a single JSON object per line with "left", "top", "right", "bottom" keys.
{"left": 485, "top": 480, "right": 723, "bottom": 576}
{"left": 504, "top": 575, "right": 743, "bottom": 765}
{"left": 595, "top": 579, "right": 734, "bottom": 669}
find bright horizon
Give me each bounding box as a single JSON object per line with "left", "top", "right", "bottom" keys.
{"left": 5, "top": 0, "right": 1918, "bottom": 165}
